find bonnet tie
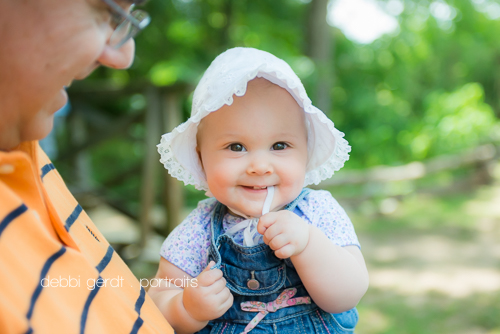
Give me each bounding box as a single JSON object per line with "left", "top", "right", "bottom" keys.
{"left": 225, "top": 186, "right": 274, "bottom": 246}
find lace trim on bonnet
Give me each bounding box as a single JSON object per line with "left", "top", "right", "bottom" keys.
{"left": 157, "top": 48, "right": 351, "bottom": 192}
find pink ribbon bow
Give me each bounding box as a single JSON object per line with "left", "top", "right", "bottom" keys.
{"left": 239, "top": 288, "right": 311, "bottom": 333}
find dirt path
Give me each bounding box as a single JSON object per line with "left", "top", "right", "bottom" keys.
{"left": 354, "top": 184, "right": 500, "bottom": 333}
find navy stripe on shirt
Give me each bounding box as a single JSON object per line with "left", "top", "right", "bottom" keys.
{"left": 80, "top": 245, "right": 115, "bottom": 334}
{"left": 80, "top": 278, "right": 102, "bottom": 334}
{"left": 134, "top": 287, "right": 146, "bottom": 314}
{"left": 25, "top": 246, "right": 67, "bottom": 334}
{"left": 130, "top": 287, "right": 146, "bottom": 334}
{"left": 130, "top": 317, "right": 144, "bottom": 334}
{"left": 65, "top": 204, "right": 83, "bottom": 231}
{"left": 0, "top": 204, "right": 28, "bottom": 238}
{"left": 95, "top": 245, "right": 114, "bottom": 273}
{"left": 40, "top": 163, "right": 55, "bottom": 179}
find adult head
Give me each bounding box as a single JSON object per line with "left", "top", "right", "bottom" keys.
{"left": 0, "top": 0, "right": 149, "bottom": 150}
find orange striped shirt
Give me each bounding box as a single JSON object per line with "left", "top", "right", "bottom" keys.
{"left": 0, "top": 141, "right": 173, "bottom": 334}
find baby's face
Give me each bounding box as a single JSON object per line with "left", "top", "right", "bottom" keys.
{"left": 197, "top": 78, "right": 308, "bottom": 217}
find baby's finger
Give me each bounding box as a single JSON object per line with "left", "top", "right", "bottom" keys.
{"left": 257, "top": 212, "right": 279, "bottom": 234}
{"left": 210, "top": 276, "right": 228, "bottom": 294}
{"left": 195, "top": 261, "right": 213, "bottom": 286}
{"left": 262, "top": 221, "right": 284, "bottom": 245}
{"left": 268, "top": 234, "right": 288, "bottom": 251}
{"left": 202, "top": 261, "right": 215, "bottom": 273}
{"left": 209, "top": 288, "right": 233, "bottom": 317}
{"left": 218, "top": 288, "right": 234, "bottom": 309}
{"left": 198, "top": 267, "right": 223, "bottom": 287}
{"left": 274, "top": 244, "right": 295, "bottom": 259}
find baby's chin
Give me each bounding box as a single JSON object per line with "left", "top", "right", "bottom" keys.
{"left": 227, "top": 207, "right": 261, "bottom": 219}
{"left": 227, "top": 204, "right": 285, "bottom": 219}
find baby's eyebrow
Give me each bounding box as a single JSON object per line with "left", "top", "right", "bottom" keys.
{"left": 216, "top": 133, "right": 244, "bottom": 140}
{"left": 272, "top": 132, "right": 305, "bottom": 140}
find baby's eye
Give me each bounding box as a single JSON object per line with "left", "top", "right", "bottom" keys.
{"left": 272, "top": 142, "right": 288, "bottom": 150}
{"left": 229, "top": 143, "right": 246, "bottom": 152}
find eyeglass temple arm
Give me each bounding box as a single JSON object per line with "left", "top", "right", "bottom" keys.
{"left": 101, "top": 0, "right": 143, "bottom": 27}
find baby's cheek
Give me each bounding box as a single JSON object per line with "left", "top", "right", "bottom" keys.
{"left": 207, "top": 171, "right": 228, "bottom": 191}
{"left": 206, "top": 162, "right": 231, "bottom": 182}
{"left": 281, "top": 166, "right": 305, "bottom": 189}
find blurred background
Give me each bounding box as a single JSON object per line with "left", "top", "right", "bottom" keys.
{"left": 44, "top": 0, "right": 500, "bottom": 332}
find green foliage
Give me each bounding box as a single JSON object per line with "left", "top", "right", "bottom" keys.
{"left": 63, "top": 0, "right": 500, "bottom": 216}
{"left": 333, "top": 0, "right": 500, "bottom": 167}
{"left": 77, "top": 0, "right": 500, "bottom": 171}
{"left": 410, "top": 83, "right": 497, "bottom": 158}
{"left": 129, "top": 0, "right": 309, "bottom": 88}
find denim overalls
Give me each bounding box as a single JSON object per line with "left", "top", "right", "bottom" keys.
{"left": 196, "top": 189, "right": 359, "bottom": 334}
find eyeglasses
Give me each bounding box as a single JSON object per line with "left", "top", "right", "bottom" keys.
{"left": 100, "top": 0, "right": 151, "bottom": 49}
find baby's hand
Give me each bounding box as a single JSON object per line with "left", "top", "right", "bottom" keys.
{"left": 257, "top": 211, "right": 310, "bottom": 259}
{"left": 183, "top": 261, "right": 233, "bottom": 322}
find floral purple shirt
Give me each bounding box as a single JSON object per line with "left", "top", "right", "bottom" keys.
{"left": 160, "top": 189, "right": 360, "bottom": 277}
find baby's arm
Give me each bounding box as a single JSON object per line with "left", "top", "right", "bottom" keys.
{"left": 258, "top": 211, "right": 369, "bottom": 314}
{"left": 291, "top": 226, "right": 368, "bottom": 313}
{"left": 148, "top": 258, "right": 233, "bottom": 334}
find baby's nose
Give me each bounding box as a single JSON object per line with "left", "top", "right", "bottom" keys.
{"left": 247, "top": 153, "right": 273, "bottom": 175}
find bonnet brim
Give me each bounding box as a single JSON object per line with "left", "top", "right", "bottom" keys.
{"left": 157, "top": 47, "right": 350, "bottom": 192}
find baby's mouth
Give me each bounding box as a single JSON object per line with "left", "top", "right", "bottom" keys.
{"left": 242, "top": 185, "right": 269, "bottom": 190}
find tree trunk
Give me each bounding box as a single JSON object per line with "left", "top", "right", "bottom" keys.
{"left": 306, "top": 0, "right": 334, "bottom": 113}
{"left": 161, "top": 90, "right": 185, "bottom": 236}
{"left": 139, "top": 86, "right": 162, "bottom": 248}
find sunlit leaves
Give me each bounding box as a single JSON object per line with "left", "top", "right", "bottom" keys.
{"left": 416, "top": 83, "right": 497, "bottom": 157}
{"left": 79, "top": 0, "right": 500, "bottom": 170}
{"left": 149, "top": 62, "right": 178, "bottom": 86}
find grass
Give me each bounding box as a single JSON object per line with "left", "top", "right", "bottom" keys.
{"left": 125, "top": 165, "right": 500, "bottom": 333}
{"left": 344, "top": 176, "right": 500, "bottom": 334}
{"left": 357, "top": 290, "right": 500, "bottom": 334}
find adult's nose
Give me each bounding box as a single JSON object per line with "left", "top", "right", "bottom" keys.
{"left": 97, "top": 39, "right": 136, "bottom": 69}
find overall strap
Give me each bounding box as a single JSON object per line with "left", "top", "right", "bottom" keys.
{"left": 210, "top": 201, "right": 227, "bottom": 248}
{"left": 283, "top": 188, "right": 311, "bottom": 212}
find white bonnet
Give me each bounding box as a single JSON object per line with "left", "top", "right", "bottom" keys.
{"left": 157, "top": 47, "right": 350, "bottom": 192}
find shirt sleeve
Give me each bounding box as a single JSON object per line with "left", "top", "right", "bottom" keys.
{"left": 297, "top": 189, "right": 360, "bottom": 248}
{"left": 159, "top": 198, "right": 217, "bottom": 277}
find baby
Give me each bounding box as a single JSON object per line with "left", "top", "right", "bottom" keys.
{"left": 151, "top": 47, "right": 369, "bottom": 334}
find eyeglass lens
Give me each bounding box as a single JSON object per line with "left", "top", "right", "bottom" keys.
{"left": 110, "top": 10, "right": 150, "bottom": 49}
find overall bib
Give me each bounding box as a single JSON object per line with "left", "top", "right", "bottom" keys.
{"left": 196, "top": 189, "right": 359, "bottom": 334}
